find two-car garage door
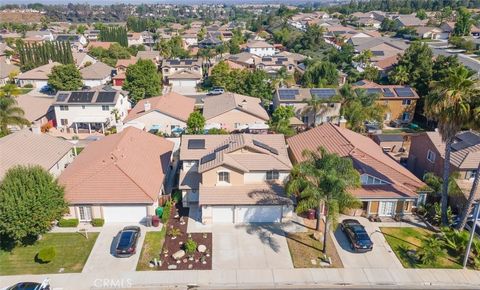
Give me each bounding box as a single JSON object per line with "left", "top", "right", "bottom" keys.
{"left": 102, "top": 205, "right": 147, "bottom": 223}
{"left": 212, "top": 206, "right": 283, "bottom": 223}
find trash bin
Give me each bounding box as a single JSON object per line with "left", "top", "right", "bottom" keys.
{"left": 307, "top": 209, "right": 316, "bottom": 220}
{"left": 152, "top": 215, "right": 160, "bottom": 227}
{"left": 155, "top": 207, "right": 164, "bottom": 218}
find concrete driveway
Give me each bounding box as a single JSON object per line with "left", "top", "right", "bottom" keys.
{"left": 212, "top": 224, "right": 293, "bottom": 270}
{"left": 332, "top": 216, "right": 403, "bottom": 269}
{"left": 82, "top": 224, "right": 148, "bottom": 274}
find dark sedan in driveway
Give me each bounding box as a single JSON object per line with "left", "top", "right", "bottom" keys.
{"left": 115, "top": 226, "right": 141, "bottom": 257}
{"left": 340, "top": 219, "right": 373, "bottom": 252}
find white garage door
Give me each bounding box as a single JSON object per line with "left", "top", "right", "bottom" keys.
{"left": 212, "top": 206, "right": 234, "bottom": 223}
{"left": 102, "top": 205, "right": 147, "bottom": 223}
{"left": 236, "top": 206, "right": 283, "bottom": 223}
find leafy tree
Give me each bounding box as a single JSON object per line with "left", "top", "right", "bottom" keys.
{"left": 156, "top": 36, "right": 189, "bottom": 59}
{"left": 186, "top": 111, "right": 205, "bottom": 134}
{"left": 340, "top": 87, "right": 386, "bottom": 132}
{"left": 432, "top": 55, "right": 462, "bottom": 82}
{"left": 0, "top": 97, "right": 30, "bottom": 136}
{"left": 380, "top": 18, "right": 396, "bottom": 32}
{"left": 243, "top": 69, "right": 274, "bottom": 104}
{"left": 425, "top": 65, "right": 478, "bottom": 225}
{"left": 394, "top": 42, "right": 433, "bottom": 96}
{"left": 389, "top": 65, "right": 409, "bottom": 85}
{"left": 76, "top": 24, "right": 87, "bottom": 35}
{"left": 362, "top": 66, "right": 380, "bottom": 82}
{"left": 47, "top": 64, "right": 83, "bottom": 91}
{"left": 99, "top": 26, "right": 128, "bottom": 47}
{"left": 302, "top": 60, "right": 339, "bottom": 87}
{"left": 302, "top": 97, "right": 336, "bottom": 127}
{"left": 270, "top": 106, "right": 295, "bottom": 136}
{"left": 123, "top": 59, "right": 161, "bottom": 104}
{"left": 0, "top": 84, "right": 21, "bottom": 98}
{"left": 454, "top": 7, "right": 472, "bottom": 36}
{"left": 0, "top": 166, "right": 67, "bottom": 245}
{"left": 416, "top": 9, "right": 428, "bottom": 20}
{"left": 210, "top": 61, "right": 232, "bottom": 88}
{"left": 287, "top": 147, "right": 361, "bottom": 253}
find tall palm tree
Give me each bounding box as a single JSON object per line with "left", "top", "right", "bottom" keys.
{"left": 287, "top": 147, "right": 361, "bottom": 253}
{"left": 0, "top": 97, "right": 30, "bottom": 136}
{"left": 425, "top": 65, "right": 478, "bottom": 225}
{"left": 456, "top": 100, "right": 480, "bottom": 230}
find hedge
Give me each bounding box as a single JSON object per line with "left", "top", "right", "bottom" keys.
{"left": 161, "top": 200, "right": 173, "bottom": 224}
{"left": 58, "top": 218, "right": 79, "bottom": 227}
{"left": 91, "top": 218, "right": 104, "bottom": 227}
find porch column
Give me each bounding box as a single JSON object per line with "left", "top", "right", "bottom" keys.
{"left": 75, "top": 122, "right": 78, "bottom": 134}
{"left": 101, "top": 123, "right": 105, "bottom": 134}
{"left": 88, "top": 123, "right": 91, "bottom": 134}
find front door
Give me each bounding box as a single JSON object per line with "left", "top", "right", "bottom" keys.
{"left": 78, "top": 206, "right": 92, "bottom": 222}
{"left": 378, "top": 201, "right": 396, "bottom": 216}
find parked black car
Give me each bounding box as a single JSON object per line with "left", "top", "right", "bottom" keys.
{"left": 115, "top": 226, "right": 141, "bottom": 257}
{"left": 340, "top": 219, "right": 373, "bottom": 252}
{"left": 5, "top": 282, "right": 49, "bottom": 290}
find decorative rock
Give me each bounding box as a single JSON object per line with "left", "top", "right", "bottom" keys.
{"left": 172, "top": 250, "right": 185, "bottom": 260}
{"left": 198, "top": 244, "right": 207, "bottom": 253}
{"left": 313, "top": 231, "right": 323, "bottom": 241}
{"left": 149, "top": 262, "right": 155, "bottom": 268}
{"left": 176, "top": 260, "right": 180, "bottom": 264}
{"left": 188, "top": 264, "right": 193, "bottom": 269}
{"left": 310, "top": 259, "right": 317, "bottom": 265}
{"left": 183, "top": 258, "right": 187, "bottom": 263}
{"left": 167, "top": 264, "right": 177, "bottom": 270}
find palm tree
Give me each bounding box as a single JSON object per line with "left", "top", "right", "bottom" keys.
{"left": 340, "top": 88, "right": 387, "bottom": 133}
{"left": 302, "top": 97, "right": 335, "bottom": 127}
{"left": 0, "top": 97, "right": 30, "bottom": 136}
{"left": 287, "top": 147, "right": 361, "bottom": 253}
{"left": 425, "top": 65, "right": 478, "bottom": 225}
{"left": 389, "top": 65, "right": 409, "bottom": 85}
{"left": 0, "top": 83, "right": 21, "bottom": 98}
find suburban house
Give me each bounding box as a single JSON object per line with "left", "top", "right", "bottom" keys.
{"left": 72, "top": 52, "right": 96, "bottom": 69}
{"left": 352, "top": 80, "right": 419, "bottom": 124}
{"left": 273, "top": 88, "right": 341, "bottom": 127}
{"left": 202, "top": 92, "right": 270, "bottom": 132}
{"left": 414, "top": 26, "right": 448, "bottom": 40}
{"left": 227, "top": 52, "right": 260, "bottom": 69}
{"left": 127, "top": 32, "right": 144, "bottom": 46}
{"left": 124, "top": 92, "right": 196, "bottom": 134}
{"left": 246, "top": 40, "right": 276, "bottom": 57}
{"left": 182, "top": 33, "right": 198, "bottom": 47}
{"left": 168, "top": 70, "right": 202, "bottom": 94}
{"left": 25, "top": 30, "right": 54, "bottom": 42}
{"left": 179, "top": 134, "right": 293, "bottom": 224}
{"left": 55, "top": 34, "right": 88, "bottom": 51}
{"left": 0, "top": 61, "right": 19, "bottom": 85}
{"left": 16, "top": 94, "right": 55, "bottom": 126}
{"left": 393, "top": 15, "right": 428, "bottom": 29}
{"left": 136, "top": 50, "right": 161, "bottom": 65}
{"left": 198, "top": 36, "right": 223, "bottom": 49}
{"left": 80, "top": 61, "right": 114, "bottom": 87}
{"left": 162, "top": 59, "right": 203, "bottom": 93}
{"left": 287, "top": 123, "right": 428, "bottom": 217}
{"left": 83, "top": 29, "right": 100, "bottom": 41}
{"left": 53, "top": 88, "right": 130, "bottom": 134}
{"left": 59, "top": 127, "right": 174, "bottom": 223}
{"left": 256, "top": 55, "right": 298, "bottom": 76}
{"left": 0, "top": 127, "right": 74, "bottom": 180}
{"left": 348, "top": 37, "right": 409, "bottom": 71}
{"left": 17, "top": 61, "right": 60, "bottom": 88}
{"left": 407, "top": 131, "right": 480, "bottom": 210}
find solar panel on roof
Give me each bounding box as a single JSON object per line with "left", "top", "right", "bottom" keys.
{"left": 200, "top": 153, "right": 216, "bottom": 164}
{"left": 310, "top": 88, "right": 336, "bottom": 99}
{"left": 57, "top": 93, "right": 69, "bottom": 102}
{"left": 278, "top": 89, "right": 299, "bottom": 100}
{"left": 67, "top": 91, "right": 95, "bottom": 103}
{"left": 214, "top": 143, "right": 229, "bottom": 152}
{"left": 253, "top": 139, "right": 279, "bottom": 155}
{"left": 275, "top": 60, "right": 283, "bottom": 65}
{"left": 366, "top": 88, "right": 383, "bottom": 95}
{"left": 188, "top": 139, "right": 205, "bottom": 149}
{"left": 96, "top": 91, "right": 116, "bottom": 103}
{"left": 456, "top": 131, "right": 480, "bottom": 145}
{"left": 382, "top": 88, "right": 395, "bottom": 97}
{"left": 394, "top": 87, "right": 415, "bottom": 97}
{"left": 371, "top": 51, "right": 384, "bottom": 56}
{"left": 354, "top": 80, "right": 366, "bottom": 86}
{"left": 451, "top": 142, "right": 471, "bottom": 151}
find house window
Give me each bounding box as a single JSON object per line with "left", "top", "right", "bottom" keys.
{"left": 402, "top": 99, "right": 412, "bottom": 105}
{"left": 102, "top": 105, "right": 109, "bottom": 111}
{"left": 466, "top": 170, "right": 477, "bottom": 179}
{"left": 60, "top": 105, "right": 69, "bottom": 111}
{"left": 402, "top": 112, "right": 410, "bottom": 121}
{"left": 427, "top": 150, "right": 436, "bottom": 163}
{"left": 266, "top": 170, "right": 279, "bottom": 180}
{"left": 234, "top": 123, "right": 241, "bottom": 128}
{"left": 60, "top": 119, "right": 68, "bottom": 125}
{"left": 218, "top": 171, "right": 230, "bottom": 183}
{"left": 302, "top": 115, "right": 309, "bottom": 124}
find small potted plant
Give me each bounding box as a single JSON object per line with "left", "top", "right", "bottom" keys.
{"left": 184, "top": 238, "right": 197, "bottom": 261}
{"left": 169, "top": 228, "right": 181, "bottom": 240}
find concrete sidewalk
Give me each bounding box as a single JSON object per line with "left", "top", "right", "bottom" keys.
{"left": 1, "top": 268, "right": 480, "bottom": 289}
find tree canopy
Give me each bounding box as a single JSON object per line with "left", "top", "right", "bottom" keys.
{"left": 0, "top": 166, "right": 67, "bottom": 245}
{"left": 186, "top": 111, "right": 206, "bottom": 134}
{"left": 47, "top": 64, "right": 83, "bottom": 91}
{"left": 122, "top": 59, "right": 162, "bottom": 104}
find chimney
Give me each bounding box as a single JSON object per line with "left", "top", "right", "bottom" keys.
{"left": 144, "top": 101, "right": 151, "bottom": 112}
{"left": 31, "top": 122, "right": 41, "bottom": 134}
{"left": 338, "top": 116, "right": 347, "bottom": 128}
{"left": 240, "top": 99, "right": 247, "bottom": 110}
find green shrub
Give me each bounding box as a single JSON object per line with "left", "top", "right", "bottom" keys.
{"left": 23, "top": 83, "right": 33, "bottom": 88}
{"left": 417, "top": 236, "right": 445, "bottom": 265}
{"left": 58, "top": 218, "right": 79, "bottom": 227}
{"left": 91, "top": 218, "right": 104, "bottom": 227}
{"left": 161, "top": 200, "right": 172, "bottom": 224}
{"left": 184, "top": 238, "right": 197, "bottom": 255}
{"left": 172, "top": 191, "right": 182, "bottom": 203}
{"left": 37, "top": 246, "right": 56, "bottom": 263}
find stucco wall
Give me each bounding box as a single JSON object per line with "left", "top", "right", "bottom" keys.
{"left": 202, "top": 165, "right": 244, "bottom": 186}
{"left": 206, "top": 108, "right": 267, "bottom": 132}
{"left": 127, "top": 110, "right": 187, "bottom": 134}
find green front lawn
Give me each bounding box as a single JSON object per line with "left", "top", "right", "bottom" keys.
{"left": 136, "top": 229, "right": 166, "bottom": 271}
{"left": 381, "top": 227, "right": 462, "bottom": 269}
{"left": 0, "top": 232, "right": 98, "bottom": 275}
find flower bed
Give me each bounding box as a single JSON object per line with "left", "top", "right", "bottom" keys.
{"left": 157, "top": 202, "right": 212, "bottom": 270}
